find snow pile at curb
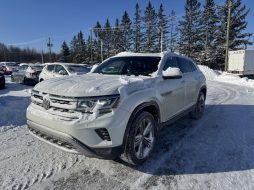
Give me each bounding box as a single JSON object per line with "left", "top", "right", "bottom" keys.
{"left": 215, "top": 73, "right": 254, "bottom": 87}
{"left": 198, "top": 64, "right": 254, "bottom": 88}
{"left": 198, "top": 65, "right": 219, "bottom": 80}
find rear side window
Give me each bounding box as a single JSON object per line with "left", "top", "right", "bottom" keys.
{"left": 54, "top": 65, "right": 68, "bottom": 75}
{"left": 163, "top": 56, "right": 179, "bottom": 71}
{"left": 46, "top": 64, "right": 55, "bottom": 72}
{"left": 177, "top": 57, "right": 194, "bottom": 73}
{"left": 188, "top": 60, "right": 197, "bottom": 71}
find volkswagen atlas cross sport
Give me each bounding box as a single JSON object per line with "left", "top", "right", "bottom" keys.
{"left": 27, "top": 52, "right": 206, "bottom": 165}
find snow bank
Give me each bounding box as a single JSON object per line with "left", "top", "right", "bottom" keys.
{"left": 215, "top": 73, "right": 254, "bottom": 87}
{"left": 198, "top": 65, "right": 254, "bottom": 88}
{"left": 198, "top": 65, "right": 219, "bottom": 80}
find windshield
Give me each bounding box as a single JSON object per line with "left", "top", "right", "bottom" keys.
{"left": 93, "top": 56, "right": 161, "bottom": 76}
{"left": 67, "top": 65, "right": 90, "bottom": 73}
{"left": 7, "top": 63, "right": 19, "bottom": 66}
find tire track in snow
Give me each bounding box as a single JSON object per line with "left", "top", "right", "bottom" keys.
{"left": 130, "top": 81, "right": 240, "bottom": 189}
{"left": 0, "top": 125, "right": 84, "bottom": 190}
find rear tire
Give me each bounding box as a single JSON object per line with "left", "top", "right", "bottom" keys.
{"left": 190, "top": 92, "right": 205, "bottom": 120}
{"left": 124, "top": 111, "right": 156, "bottom": 166}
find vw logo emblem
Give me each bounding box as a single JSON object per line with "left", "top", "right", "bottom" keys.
{"left": 42, "top": 98, "right": 50, "bottom": 110}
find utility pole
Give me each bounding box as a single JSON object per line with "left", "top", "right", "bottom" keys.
{"left": 47, "top": 37, "right": 53, "bottom": 62}
{"left": 41, "top": 50, "right": 44, "bottom": 63}
{"left": 225, "top": 0, "right": 232, "bottom": 71}
{"left": 160, "top": 26, "right": 163, "bottom": 52}
{"left": 101, "top": 39, "right": 103, "bottom": 62}
{"left": 90, "top": 29, "right": 93, "bottom": 63}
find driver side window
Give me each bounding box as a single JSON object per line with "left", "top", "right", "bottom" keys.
{"left": 163, "top": 56, "right": 179, "bottom": 71}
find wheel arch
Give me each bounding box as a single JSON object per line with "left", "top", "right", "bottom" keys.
{"left": 122, "top": 101, "right": 161, "bottom": 149}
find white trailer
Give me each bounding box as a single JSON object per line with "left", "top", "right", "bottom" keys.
{"left": 228, "top": 50, "right": 254, "bottom": 75}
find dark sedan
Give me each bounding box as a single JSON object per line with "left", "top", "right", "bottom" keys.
{"left": 0, "top": 72, "right": 5, "bottom": 89}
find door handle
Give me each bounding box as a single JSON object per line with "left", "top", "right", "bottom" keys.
{"left": 161, "top": 91, "right": 173, "bottom": 97}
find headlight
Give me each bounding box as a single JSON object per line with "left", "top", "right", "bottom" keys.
{"left": 76, "top": 94, "right": 120, "bottom": 113}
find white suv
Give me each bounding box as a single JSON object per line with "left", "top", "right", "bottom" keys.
{"left": 39, "top": 63, "right": 90, "bottom": 82}
{"left": 27, "top": 52, "right": 206, "bottom": 165}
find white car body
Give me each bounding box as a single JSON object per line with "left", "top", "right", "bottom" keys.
{"left": 39, "top": 63, "right": 90, "bottom": 81}
{"left": 27, "top": 52, "right": 206, "bottom": 163}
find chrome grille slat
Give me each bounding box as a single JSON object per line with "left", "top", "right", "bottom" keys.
{"left": 31, "top": 91, "right": 79, "bottom": 120}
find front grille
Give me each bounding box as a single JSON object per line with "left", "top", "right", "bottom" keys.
{"left": 95, "top": 128, "right": 111, "bottom": 141}
{"left": 28, "top": 126, "right": 76, "bottom": 150}
{"left": 31, "top": 90, "right": 79, "bottom": 120}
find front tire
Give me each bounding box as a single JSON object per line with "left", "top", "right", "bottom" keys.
{"left": 190, "top": 92, "right": 205, "bottom": 120}
{"left": 124, "top": 111, "right": 156, "bottom": 165}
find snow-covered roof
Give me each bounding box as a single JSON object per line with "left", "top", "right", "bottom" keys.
{"left": 45, "top": 62, "right": 87, "bottom": 66}
{"left": 114, "top": 51, "right": 178, "bottom": 58}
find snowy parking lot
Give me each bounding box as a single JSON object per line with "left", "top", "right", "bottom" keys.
{"left": 1, "top": 75, "right": 254, "bottom": 190}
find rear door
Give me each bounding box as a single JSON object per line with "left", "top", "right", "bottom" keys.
{"left": 177, "top": 57, "right": 199, "bottom": 108}
{"left": 44, "top": 64, "right": 55, "bottom": 80}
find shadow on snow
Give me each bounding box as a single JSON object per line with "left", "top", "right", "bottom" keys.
{"left": 119, "top": 104, "right": 254, "bottom": 175}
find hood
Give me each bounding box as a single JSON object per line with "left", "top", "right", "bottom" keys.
{"left": 33, "top": 73, "right": 148, "bottom": 97}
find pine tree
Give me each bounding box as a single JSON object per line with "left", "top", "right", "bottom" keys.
{"left": 216, "top": 0, "right": 253, "bottom": 69}
{"left": 93, "top": 21, "right": 104, "bottom": 62}
{"left": 104, "top": 19, "right": 112, "bottom": 58}
{"left": 200, "top": 0, "right": 219, "bottom": 67}
{"left": 59, "top": 41, "right": 70, "bottom": 62}
{"left": 72, "top": 31, "right": 86, "bottom": 63}
{"left": 121, "top": 11, "right": 133, "bottom": 51}
{"left": 143, "top": 1, "right": 158, "bottom": 52}
{"left": 70, "top": 36, "right": 78, "bottom": 62}
{"left": 168, "top": 10, "right": 178, "bottom": 52}
{"left": 133, "top": 3, "right": 142, "bottom": 52}
{"left": 157, "top": 3, "right": 168, "bottom": 52}
{"left": 113, "top": 18, "right": 122, "bottom": 54}
{"left": 178, "top": 0, "right": 202, "bottom": 62}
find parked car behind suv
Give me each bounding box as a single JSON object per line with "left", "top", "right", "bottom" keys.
{"left": 39, "top": 63, "right": 91, "bottom": 82}
{"left": 0, "top": 62, "right": 19, "bottom": 75}
{"left": 27, "top": 52, "right": 206, "bottom": 165}
{"left": 11, "top": 64, "right": 44, "bottom": 85}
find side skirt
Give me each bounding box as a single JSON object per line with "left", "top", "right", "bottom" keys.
{"left": 159, "top": 105, "right": 196, "bottom": 129}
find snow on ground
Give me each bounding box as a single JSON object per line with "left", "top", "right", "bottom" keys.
{"left": 1, "top": 70, "right": 254, "bottom": 189}
{"left": 198, "top": 65, "right": 254, "bottom": 88}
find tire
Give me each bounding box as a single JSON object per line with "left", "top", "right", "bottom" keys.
{"left": 124, "top": 111, "right": 156, "bottom": 165}
{"left": 23, "top": 77, "right": 27, "bottom": 85}
{"left": 190, "top": 92, "right": 205, "bottom": 120}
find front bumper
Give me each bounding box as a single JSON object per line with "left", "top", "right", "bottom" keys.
{"left": 26, "top": 104, "right": 131, "bottom": 158}
{"left": 24, "top": 77, "right": 39, "bottom": 85}
{"left": 27, "top": 120, "right": 123, "bottom": 159}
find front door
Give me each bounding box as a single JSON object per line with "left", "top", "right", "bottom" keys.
{"left": 158, "top": 56, "right": 186, "bottom": 122}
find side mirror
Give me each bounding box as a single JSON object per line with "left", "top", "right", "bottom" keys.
{"left": 162, "top": 67, "right": 182, "bottom": 79}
